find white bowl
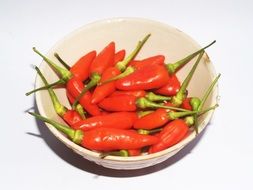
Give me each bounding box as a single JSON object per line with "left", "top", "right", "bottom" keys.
{"left": 35, "top": 17, "right": 218, "bottom": 170}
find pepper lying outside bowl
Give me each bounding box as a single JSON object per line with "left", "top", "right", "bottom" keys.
{"left": 32, "top": 17, "right": 219, "bottom": 170}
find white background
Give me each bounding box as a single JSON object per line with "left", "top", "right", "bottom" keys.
{"left": 1, "top": 0, "right": 253, "bottom": 189}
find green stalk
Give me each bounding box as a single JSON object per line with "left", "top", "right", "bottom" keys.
{"left": 28, "top": 112, "right": 83, "bottom": 144}
{"left": 100, "top": 150, "right": 129, "bottom": 158}
{"left": 145, "top": 92, "right": 171, "bottom": 102}
{"left": 35, "top": 66, "right": 67, "bottom": 117}
{"left": 136, "top": 97, "right": 190, "bottom": 112}
{"left": 116, "top": 34, "right": 151, "bottom": 72}
{"left": 137, "top": 128, "right": 163, "bottom": 135}
{"left": 33, "top": 47, "right": 72, "bottom": 81}
{"left": 72, "top": 73, "right": 101, "bottom": 108}
{"left": 25, "top": 79, "right": 65, "bottom": 96}
{"left": 54, "top": 52, "right": 70, "bottom": 70}
{"left": 166, "top": 40, "right": 216, "bottom": 74}
{"left": 171, "top": 51, "right": 204, "bottom": 106}
{"left": 98, "top": 66, "right": 135, "bottom": 85}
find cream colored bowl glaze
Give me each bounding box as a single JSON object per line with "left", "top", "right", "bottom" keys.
{"left": 35, "top": 18, "right": 218, "bottom": 170}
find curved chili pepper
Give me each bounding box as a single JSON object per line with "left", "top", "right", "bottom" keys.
{"left": 133, "top": 107, "right": 198, "bottom": 130}
{"left": 128, "top": 55, "right": 165, "bottom": 70}
{"left": 35, "top": 66, "right": 82, "bottom": 126}
{"left": 154, "top": 74, "right": 181, "bottom": 96}
{"left": 69, "top": 50, "right": 97, "bottom": 81}
{"left": 72, "top": 42, "right": 115, "bottom": 107}
{"left": 66, "top": 77, "right": 101, "bottom": 116}
{"left": 91, "top": 67, "right": 121, "bottom": 104}
{"left": 113, "top": 49, "right": 126, "bottom": 66}
{"left": 29, "top": 112, "right": 158, "bottom": 151}
{"left": 115, "top": 64, "right": 170, "bottom": 91}
{"left": 71, "top": 111, "right": 138, "bottom": 131}
{"left": 98, "top": 95, "right": 190, "bottom": 112}
{"left": 148, "top": 119, "right": 189, "bottom": 154}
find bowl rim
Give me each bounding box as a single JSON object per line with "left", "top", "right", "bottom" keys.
{"left": 35, "top": 17, "right": 219, "bottom": 162}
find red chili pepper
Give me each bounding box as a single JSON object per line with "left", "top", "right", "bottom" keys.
{"left": 113, "top": 49, "right": 126, "bottom": 66}
{"left": 69, "top": 50, "right": 96, "bottom": 81}
{"left": 91, "top": 67, "right": 121, "bottom": 104}
{"left": 29, "top": 112, "right": 158, "bottom": 151}
{"left": 148, "top": 119, "right": 189, "bottom": 154}
{"left": 115, "top": 64, "right": 170, "bottom": 91}
{"left": 127, "top": 149, "right": 141, "bottom": 156}
{"left": 72, "top": 42, "right": 115, "bottom": 107}
{"left": 181, "top": 98, "right": 193, "bottom": 110}
{"left": 98, "top": 95, "right": 190, "bottom": 112}
{"left": 35, "top": 66, "right": 82, "bottom": 126}
{"left": 133, "top": 107, "right": 197, "bottom": 130}
{"left": 128, "top": 55, "right": 165, "bottom": 70}
{"left": 154, "top": 74, "right": 181, "bottom": 96}
{"left": 110, "top": 90, "right": 146, "bottom": 98}
{"left": 66, "top": 77, "right": 101, "bottom": 116}
{"left": 71, "top": 111, "right": 138, "bottom": 131}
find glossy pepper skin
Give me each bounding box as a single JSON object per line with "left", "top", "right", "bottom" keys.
{"left": 89, "top": 42, "right": 115, "bottom": 75}
{"left": 66, "top": 77, "right": 101, "bottom": 116}
{"left": 110, "top": 90, "right": 146, "bottom": 98}
{"left": 29, "top": 112, "right": 158, "bottom": 152}
{"left": 91, "top": 67, "right": 121, "bottom": 104}
{"left": 154, "top": 74, "right": 181, "bottom": 96}
{"left": 70, "top": 51, "right": 97, "bottom": 81}
{"left": 134, "top": 108, "right": 169, "bottom": 130}
{"left": 128, "top": 55, "right": 165, "bottom": 70}
{"left": 149, "top": 119, "right": 189, "bottom": 154}
{"left": 115, "top": 64, "right": 170, "bottom": 91}
{"left": 181, "top": 98, "right": 193, "bottom": 110}
{"left": 72, "top": 112, "right": 138, "bottom": 131}
{"left": 98, "top": 95, "right": 137, "bottom": 112}
{"left": 82, "top": 127, "right": 159, "bottom": 151}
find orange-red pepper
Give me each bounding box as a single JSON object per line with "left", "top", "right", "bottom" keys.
{"left": 128, "top": 55, "right": 165, "bottom": 70}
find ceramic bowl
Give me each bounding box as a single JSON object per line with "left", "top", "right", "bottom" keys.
{"left": 35, "top": 17, "right": 218, "bottom": 170}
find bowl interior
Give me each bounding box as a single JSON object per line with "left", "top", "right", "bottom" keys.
{"left": 35, "top": 18, "right": 218, "bottom": 169}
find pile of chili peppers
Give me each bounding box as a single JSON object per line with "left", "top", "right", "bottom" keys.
{"left": 27, "top": 34, "right": 220, "bottom": 157}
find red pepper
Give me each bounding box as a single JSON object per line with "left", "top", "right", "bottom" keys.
{"left": 110, "top": 90, "right": 146, "bottom": 98}
{"left": 98, "top": 95, "right": 190, "bottom": 112}
{"left": 115, "top": 64, "right": 170, "bottom": 91}
{"left": 66, "top": 77, "right": 101, "bottom": 116}
{"left": 29, "top": 112, "right": 158, "bottom": 151}
{"left": 149, "top": 119, "right": 189, "bottom": 154}
{"left": 72, "top": 42, "right": 115, "bottom": 107}
{"left": 91, "top": 67, "right": 121, "bottom": 104}
{"left": 133, "top": 106, "right": 197, "bottom": 130}
{"left": 128, "top": 55, "right": 165, "bottom": 70}
{"left": 35, "top": 66, "right": 82, "bottom": 126}
{"left": 154, "top": 74, "right": 181, "bottom": 96}
{"left": 181, "top": 98, "right": 193, "bottom": 110}
{"left": 69, "top": 51, "right": 97, "bottom": 81}
{"left": 71, "top": 111, "right": 138, "bottom": 131}
{"left": 113, "top": 49, "right": 126, "bottom": 66}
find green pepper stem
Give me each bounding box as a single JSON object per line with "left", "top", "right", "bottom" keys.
{"left": 100, "top": 150, "right": 129, "bottom": 158}
{"left": 33, "top": 47, "right": 72, "bottom": 81}
{"left": 137, "top": 128, "right": 162, "bottom": 135}
{"left": 136, "top": 97, "right": 190, "bottom": 112}
{"left": 98, "top": 66, "right": 135, "bottom": 85}
{"left": 168, "top": 110, "right": 198, "bottom": 120}
{"left": 75, "top": 104, "right": 86, "bottom": 119}
{"left": 198, "top": 74, "right": 221, "bottom": 112}
{"left": 145, "top": 92, "right": 171, "bottom": 102}
{"left": 116, "top": 34, "right": 151, "bottom": 72}
{"left": 171, "top": 51, "right": 204, "bottom": 106}
{"left": 28, "top": 112, "right": 83, "bottom": 144}
{"left": 198, "top": 104, "right": 219, "bottom": 116}
{"left": 166, "top": 40, "right": 216, "bottom": 74}
{"left": 189, "top": 97, "right": 201, "bottom": 133}
{"left": 35, "top": 66, "right": 67, "bottom": 117}
{"left": 72, "top": 73, "right": 101, "bottom": 108}
{"left": 137, "top": 110, "right": 154, "bottom": 118}
{"left": 25, "top": 79, "right": 65, "bottom": 96}
{"left": 54, "top": 52, "right": 70, "bottom": 70}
